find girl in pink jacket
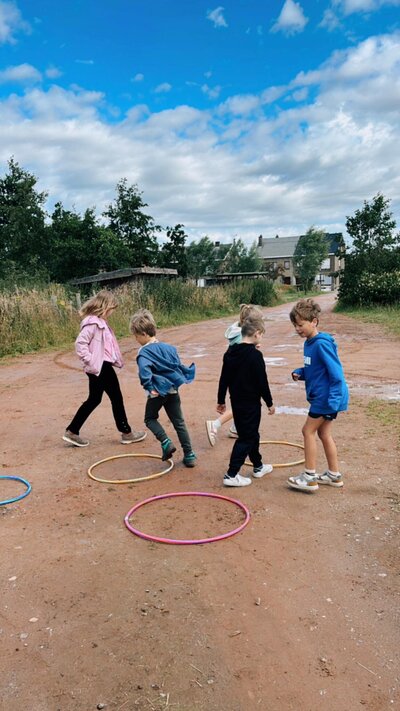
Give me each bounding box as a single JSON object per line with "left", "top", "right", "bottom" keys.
{"left": 63, "top": 290, "right": 146, "bottom": 447}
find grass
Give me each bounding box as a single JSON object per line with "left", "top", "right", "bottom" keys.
{"left": 366, "top": 399, "right": 400, "bottom": 447}
{"left": 0, "top": 278, "right": 277, "bottom": 358}
{"left": 335, "top": 303, "right": 400, "bottom": 338}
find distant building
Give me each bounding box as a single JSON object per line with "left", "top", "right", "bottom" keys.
{"left": 257, "top": 233, "right": 344, "bottom": 290}
{"left": 70, "top": 266, "right": 178, "bottom": 289}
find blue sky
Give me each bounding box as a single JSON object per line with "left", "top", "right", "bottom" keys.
{"left": 1, "top": 0, "right": 399, "bottom": 244}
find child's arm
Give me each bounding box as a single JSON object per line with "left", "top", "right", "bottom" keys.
{"left": 137, "top": 353, "right": 155, "bottom": 394}
{"left": 318, "top": 342, "right": 346, "bottom": 411}
{"left": 254, "top": 352, "right": 274, "bottom": 409}
{"left": 292, "top": 367, "right": 305, "bottom": 381}
{"left": 217, "top": 355, "right": 229, "bottom": 408}
{"left": 75, "top": 324, "right": 95, "bottom": 369}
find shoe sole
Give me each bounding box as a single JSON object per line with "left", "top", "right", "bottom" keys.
{"left": 228, "top": 431, "right": 238, "bottom": 438}
{"left": 223, "top": 480, "right": 252, "bottom": 487}
{"left": 121, "top": 433, "right": 147, "bottom": 444}
{"left": 205, "top": 422, "right": 216, "bottom": 447}
{"left": 184, "top": 461, "right": 197, "bottom": 468}
{"left": 317, "top": 478, "right": 344, "bottom": 487}
{"left": 287, "top": 481, "right": 319, "bottom": 493}
{"left": 62, "top": 435, "right": 89, "bottom": 447}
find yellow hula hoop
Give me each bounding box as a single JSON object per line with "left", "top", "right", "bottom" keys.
{"left": 87, "top": 453, "right": 174, "bottom": 484}
{"left": 244, "top": 440, "right": 305, "bottom": 469}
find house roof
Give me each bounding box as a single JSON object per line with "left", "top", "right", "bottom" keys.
{"left": 69, "top": 266, "right": 177, "bottom": 286}
{"left": 258, "top": 233, "right": 343, "bottom": 259}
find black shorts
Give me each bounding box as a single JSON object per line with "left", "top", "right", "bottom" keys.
{"left": 309, "top": 411, "right": 338, "bottom": 421}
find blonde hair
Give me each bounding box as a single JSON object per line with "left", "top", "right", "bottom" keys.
{"left": 238, "top": 303, "right": 263, "bottom": 325}
{"left": 290, "top": 298, "right": 321, "bottom": 325}
{"left": 130, "top": 308, "right": 157, "bottom": 337}
{"left": 80, "top": 290, "right": 118, "bottom": 318}
{"left": 241, "top": 316, "right": 265, "bottom": 337}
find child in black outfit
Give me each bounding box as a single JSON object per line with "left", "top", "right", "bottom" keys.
{"left": 217, "top": 316, "right": 275, "bottom": 487}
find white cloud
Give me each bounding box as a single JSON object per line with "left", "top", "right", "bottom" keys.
{"left": 207, "top": 7, "right": 228, "bottom": 29}
{"left": 271, "top": 0, "right": 308, "bottom": 36}
{"left": 201, "top": 83, "right": 222, "bottom": 100}
{"left": 154, "top": 82, "right": 172, "bottom": 93}
{"left": 0, "top": 0, "right": 30, "bottom": 44}
{"left": 333, "top": 0, "right": 400, "bottom": 13}
{"left": 0, "top": 63, "right": 41, "bottom": 83}
{"left": 133, "top": 73, "right": 144, "bottom": 82}
{"left": 0, "top": 32, "right": 399, "bottom": 242}
{"left": 45, "top": 66, "right": 62, "bottom": 79}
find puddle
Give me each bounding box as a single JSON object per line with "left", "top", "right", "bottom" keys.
{"left": 264, "top": 357, "right": 287, "bottom": 366}
{"left": 349, "top": 382, "right": 400, "bottom": 401}
{"left": 275, "top": 406, "right": 309, "bottom": 416}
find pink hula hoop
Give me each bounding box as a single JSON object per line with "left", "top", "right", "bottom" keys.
{"left": 124, "top": 491, "right": 251, "bottom": 545}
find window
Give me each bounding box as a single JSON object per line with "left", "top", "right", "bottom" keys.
{"left": 284, "top": 260, "right": 290, "bottom": 269}
{"left": 273, "top": 262, "right": 277, "bottom": 269}
{"left": 321, "top": 258, "right": 330, "bottom": 270}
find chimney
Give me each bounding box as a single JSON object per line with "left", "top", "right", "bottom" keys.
{"left": 258, "top": 234, "right": 263, "bottom": 247}
{"left": 215, "top": 241, "right": 220, "bottom": 247}
{"left": 275, "top": 234, "right": 279, "bottom": 239}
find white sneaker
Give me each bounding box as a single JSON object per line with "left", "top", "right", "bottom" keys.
{"left": 206, "top": 420, "right": 218, "bottom": 446}
{"left": 253, "top": 464, "right": 273, "bottom": 478}
{"left": 223, "top": 474, "right": 252, "bottom": 487}
{"left": 316, "top": 471, "right": 344, "bottom": 487}
{"left": 287, "top": 472, "right": 319, "bottom": 493}
{"left": 228, "top": 424, "right": 238, "bottom": 438}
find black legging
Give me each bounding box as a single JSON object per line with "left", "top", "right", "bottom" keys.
{"left": 67, "top": 361, "right": 131, "bottom": 434}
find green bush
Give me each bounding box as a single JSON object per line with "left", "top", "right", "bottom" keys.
{"left": 339, "top": 270, "right": 400, "bottom": 306}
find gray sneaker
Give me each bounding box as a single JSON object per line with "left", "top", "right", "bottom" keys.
{"left": 63, "top": 430, "right": 89, "bottom": 447}
{"left": 121, "top": 430, "right": 147, "bottom": 444}
{"left": 316, "top": 471, "right": 344, "bottom": 487}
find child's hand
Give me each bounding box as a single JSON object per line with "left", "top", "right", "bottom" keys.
{"left": 150, "top": 389, "right": 159, "bottom": 396}
{"left": 292, "top": 372, "right": 300, "bottom": 381}
{"left": 255, "top": 343, "right": 262, "bottom": 351}
{"left": 216, "top": 403, "right": 226, "bottom": 414}
{"left": 268, "top": 405, "right": 275, "bottom": 415}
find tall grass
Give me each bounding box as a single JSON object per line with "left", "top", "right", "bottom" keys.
{"left": 0, "top": 278, "right": 276, "bottom": 358}
{"left": 335, "top": 303, "right": 400, "bottom": 338}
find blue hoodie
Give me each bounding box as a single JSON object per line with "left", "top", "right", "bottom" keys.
{"left": 292, "top": 332, "right": 349, "bottom": 415}
{"left": 137, "top": 341, "right": 195, "bottom": 397}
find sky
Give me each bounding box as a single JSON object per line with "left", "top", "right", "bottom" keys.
{"left": 0, "top": 0, "right": 400, "bottom": 246}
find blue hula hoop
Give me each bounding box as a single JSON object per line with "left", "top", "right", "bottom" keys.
{"left": 0, "top": 475, "right": 32, "bottom": 505}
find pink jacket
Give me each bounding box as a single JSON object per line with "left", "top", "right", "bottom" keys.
{"left": 75, "top": 315, "right": 123, "bottom": 376}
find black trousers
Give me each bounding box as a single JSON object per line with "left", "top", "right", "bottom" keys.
{"left": 228, "top": 401, "right": 262, "bottom": 476}
{"left": 67, "top": 361, "right": 131, "bottom": 434}
{"left": 144, "top": 392, "right": 192, "bottom": 455}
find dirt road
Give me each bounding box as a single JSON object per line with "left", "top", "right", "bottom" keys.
{"left": 1, "top": 295, "right": 399, "bottom": 710}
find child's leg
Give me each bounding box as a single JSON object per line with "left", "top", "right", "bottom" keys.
{"left": 164, "top": 393, "right": 193, "bottom": 454}
{"left": 206, "top": 409, "right": 234, "bottom": 446}
{"left": 317, "top": 419, "right": 339, "bottom": 472}
{"left": 102, "top": 362, "right": 131, "bottom": 433}
{"left": 302, "top": 415, "right": 325, "bottom": 470}
{"left": 144, "top": 396, "right": 168, "bottom": 442}
{"left": 219, "top": 409, "right": 233, "bottom": 426}
{"left": 66, "top": 372, "right": 105, "bottom": 434}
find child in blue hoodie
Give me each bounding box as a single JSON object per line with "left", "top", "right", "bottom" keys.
{"left": 288, "top": 299, "right": 348, "bottom": 493}
{"left": 130, "top": 309, "right": 197, "bottom": 467}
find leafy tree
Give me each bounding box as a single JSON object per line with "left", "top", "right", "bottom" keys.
{"left": 103, "top": 179, "right": 160, "bottom": 267}
{"left": 293, "top": 227, "right": 329, "bottom": 292}
{"left": 159, "top": 224, "right": 188, "bottom": 277}
{"left": 346, "top": 193, "right": 399, "bottom": 256}
{"left": 219, "top": 239, "right": 265, "bottom": 274}
{"left": 186, "top": 236, "right": 219, "bottom": 279}
{"left": 0, "top": 157, "right": 48, "bottom": 279}
{"left": 47, "top": 203, "right": 131, "bottom": 282}
{"left": 339, "top": 194, "right": 400, "bottom": 305}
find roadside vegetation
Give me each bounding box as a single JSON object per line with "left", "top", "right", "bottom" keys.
{"left": 0, "top": 278, "right": 276, "bottom": 359}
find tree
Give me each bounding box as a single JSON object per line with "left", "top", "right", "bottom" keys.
{"left": 159, "top": 224, "right": 188, "bottom": 277}
{"left": 0, "top": 157, "right": 48, "bottom": 279}
{"left": 47, "top": 203, "right": 131, "bottom": 282}
{"left": 103, "top": 179, "right": 160, "bottom": 267}
{"left": 186, "top": 236, "right": 219, "bottom": 279}
{"left": 293, "top": 227, "right": 329, "bottom": 292}
{"left": 219, "top": 239, "right": 265, "bottom": 274}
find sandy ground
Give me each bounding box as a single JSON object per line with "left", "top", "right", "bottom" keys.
{"left": 0, "top": 294, "right": 399, "bottom": 711}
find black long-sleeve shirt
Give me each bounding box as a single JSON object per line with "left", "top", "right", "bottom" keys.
{"left": 217, "top": 343, "right": 273, "bottom": 408}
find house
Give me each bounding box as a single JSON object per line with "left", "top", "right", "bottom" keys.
{"left": 257, "top": 233, "right": 344, "bottom": 290}
{"left": 69, "top": 266, "right": 178, "bottom": 289}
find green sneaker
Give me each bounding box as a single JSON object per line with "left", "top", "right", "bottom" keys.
{"left": 183, "top": 452, "right": 197, "bottom": 468}
{"left": 161, "top": 438, "right": 176, "bottom": 461}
